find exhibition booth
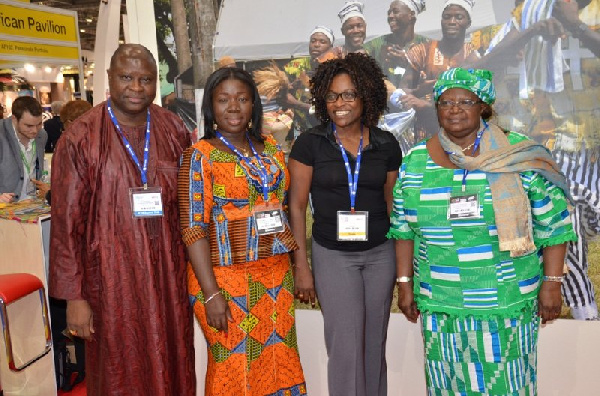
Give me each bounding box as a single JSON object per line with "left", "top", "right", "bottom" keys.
{"left": 0, "top": 0, "right": 85, "bottom": 114}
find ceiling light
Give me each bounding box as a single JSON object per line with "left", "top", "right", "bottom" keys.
{"left": 80, "top": 29, "right": 85, "bottom": 33}
{"left": 86, "top": 18, "right": 93, "bottom": 23}
{"left": 44, "top": 66, "right": 52, "bottom": 73}
{"left": 24, "top": 63, "right": 35, "bottom": 72}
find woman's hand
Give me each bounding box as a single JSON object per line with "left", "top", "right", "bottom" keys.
{"left": 294, "top": 264, "right": 317, "bottom": 307}
{"left": 205, "top": 294, "right": 234, "bottom": 332}
{"left": 538, "top": 281, "right": 563, "bottom": 324}
{"left": 397, "top": 282, "right": 420, "bottom": 323}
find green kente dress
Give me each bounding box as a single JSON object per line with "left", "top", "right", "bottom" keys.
{"left": 387, "top": 132, "right": 577, "bottom": 395}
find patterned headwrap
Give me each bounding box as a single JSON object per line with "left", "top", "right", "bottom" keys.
{"left": 396, "top": 0, "right": 426, "bottom": 15}
{"left": 443, "top": 0, "right": 475, "bottom": 19}
{"left": 311, "top": 26, "right": 335, "bottom": 45}
{"left": 338, "top": 1, "right": 365, "bottom": 25}
{"left": 433, "top": 67, "right": 496, "bottom": 105}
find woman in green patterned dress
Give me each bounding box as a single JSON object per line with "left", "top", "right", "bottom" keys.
{"left": 388, "top": 67, "right": 577, "bottom": 395}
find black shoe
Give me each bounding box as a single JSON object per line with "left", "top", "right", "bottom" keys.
{"left": 72, "top": 372, "right": 85, "bottom": 386}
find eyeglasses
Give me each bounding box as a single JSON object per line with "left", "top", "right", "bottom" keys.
{"left": 324, "top": 90, "right": 359, "bottom": 103}
{"left": 437, "top": 99, "right": 482, "bottom": 109}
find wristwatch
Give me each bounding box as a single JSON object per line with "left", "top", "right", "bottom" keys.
{"left": 573, "top": 22, "right": 589, "bottom": 38}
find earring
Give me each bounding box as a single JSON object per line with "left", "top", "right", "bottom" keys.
{"left": 248, "top": 120, "right": 253, "bottom": 129}
{"left": 213, "top": 122, "right": 218, "bottom": 131}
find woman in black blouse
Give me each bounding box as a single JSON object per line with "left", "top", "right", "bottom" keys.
{"left": 288, "top": 53, "right": 402, "bottom": 396}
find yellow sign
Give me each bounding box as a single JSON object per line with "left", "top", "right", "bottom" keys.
{"left": 0, "top": 3, "right": 78, "bottom": 43}
{"left": 0, "top": 40, "right": 79, "bottom": 60}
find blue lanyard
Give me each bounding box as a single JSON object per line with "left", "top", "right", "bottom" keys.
{"left": 107, "top": 100, "right": 151, "bottom": 189}
{"left": 449, "top": 121, "right": 488, "bottom": 191}
{"left": 333, "top": 123, "right": 363, "bottom": 212}
{"left": 216, "top": 131, "right": 270, "bottom": 201}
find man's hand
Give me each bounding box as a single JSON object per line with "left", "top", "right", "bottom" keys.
{"left": 66, "top": 299, "right": 95, "bottom": 340}
{"left": 0, "top": 193, "right": 15, "bottom": 203}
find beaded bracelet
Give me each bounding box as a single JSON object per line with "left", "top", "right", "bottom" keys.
{"left": 204, "top": 290, "right": 222, "bottom": 304}
{"left": 543, "top": 275, "right": 564, "bottom": 283}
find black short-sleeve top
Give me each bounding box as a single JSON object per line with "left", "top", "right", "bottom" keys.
{"left": 290, "top": 124, "right": 402, "bottom": 251}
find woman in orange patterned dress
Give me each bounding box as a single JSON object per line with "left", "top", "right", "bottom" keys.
{"left": 178, "top": 67, "right": 307, "bottom": 395}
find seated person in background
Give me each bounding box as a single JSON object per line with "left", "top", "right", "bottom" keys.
{"left": 44, "top": 101, "right": 64, "bottom": 153}
{"left": 0, "top": 96, "right": 48, "bottom": 203}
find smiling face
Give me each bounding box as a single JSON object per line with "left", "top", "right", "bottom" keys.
{"left": 212, "top": 78, "right": 254, "bottom": 136}
{"left": 441, "top": 5, "right": 470, "bottom": 40}
{"left": 326, "top": 73, "right": 363, "bottom": 129}
{"left": 342, "top": 17, "right": 367, "bottom": 50}
{"left": 388, "top": 1, "right": 415, "bottom": 34}
{"left": 107, "top": 51, "right": 157, "bottom": 124}
{"left": 309, "top": 32, "right": 333, "bottom": 59}
{"left": 436, "top": 88, "right": 484, "bottom": 139}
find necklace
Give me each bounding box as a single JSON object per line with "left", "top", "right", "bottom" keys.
{"left": 234, "top": 143, "right": 250, "bottom": 157}
{"left": 461, "top": 141, "right": 476, "bottom": 152}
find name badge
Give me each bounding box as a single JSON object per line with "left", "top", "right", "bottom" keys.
{"left": 337, "top": 211, "right": 368, "bottom": 241}
{"left": 253, "top": 203, "right": 285, "bottom": 236}
{"left": 448, "top": 193, "right": 480, "bottom": 220}
{"left": 129, "top": 187, "right": 164, "bottom": 218}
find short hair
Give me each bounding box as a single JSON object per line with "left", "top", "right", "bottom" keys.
{"left": 109, "top": 44, "right": 157, "bottom": 72}
{"left": 51, "top": 101, "right": 64, "bottom": 115}
{"left": 310, "top": 52, "right": 387, "bottom": 127}
{"left": 60, "top": 100, "right": 93, "bottom": 125}
{"left": 201, "top": 67, "right": 264, "bottom": 142}
{"left": 12, "top": 96, "right": 43, "bottom": 120}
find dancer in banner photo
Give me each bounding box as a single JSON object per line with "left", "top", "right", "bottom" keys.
{"left": 400, "top": 0, "right": 480, "bottom": 139}
{"left": 484, "top": 0, "right": 600, "bottom": 320}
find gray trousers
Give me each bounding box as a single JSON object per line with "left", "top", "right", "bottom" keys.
{"left": 312, "top": 238, "right": 396, "bottom": 396}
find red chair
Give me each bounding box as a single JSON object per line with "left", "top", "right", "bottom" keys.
{"left": 0, "top": 273, "right": 52, "bottom": 371}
